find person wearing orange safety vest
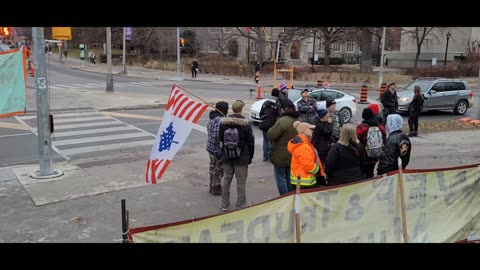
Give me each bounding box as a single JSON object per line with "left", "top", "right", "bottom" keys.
{"left": 287, "top": 121, "right": 325, "bottom": 188}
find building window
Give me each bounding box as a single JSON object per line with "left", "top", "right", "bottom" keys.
{"left": 208, "top": 41, "right": 216, "bottom": 52}
{"left": 332, "top": 42, "right": 341, "bottom": 52}
{"left": 209, "top": 27, "right": 220, "bottom": 33}
{"left": 251, "top": 41, "right": 258, "bottom": 53}
{"left": 319, "top": 40, "right": 324, "bottom": 52}
{"left": 307, "top": 41, "right": 313, "bottom": 52}
{"left": 346, "top": 41, "right": 354, "bottom": 52}
{"left": 223, "top": 27, "right": 232, "bottom": 33}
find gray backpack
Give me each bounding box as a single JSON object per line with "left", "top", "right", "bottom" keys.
{"left": 224, "top": 127, "right": 241, "bottom": 159}
{"left": 366, "top": 126, "right": 384, "bottom": 158}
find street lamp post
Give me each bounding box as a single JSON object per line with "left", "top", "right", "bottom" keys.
{"left": 444, "top": 32, "right": 451, "bottom": 66}
{"left": 312, "top": 30, "right": 317, "bottom": 71}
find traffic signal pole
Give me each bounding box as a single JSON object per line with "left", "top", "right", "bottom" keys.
{"left": 29, "top": 27, "right": 63, "bottom": 179}
{"left": 106, "top": 27, "right": 114, "bottom": 92}
{"left": 176, "top": 27, "right": 182, "bottom": 81}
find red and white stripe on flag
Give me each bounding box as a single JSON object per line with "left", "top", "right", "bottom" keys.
{"left": 145, "top": 85, "right": 209, "bottom": 184}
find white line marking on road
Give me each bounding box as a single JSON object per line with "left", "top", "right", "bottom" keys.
{"left": 54, "top": 116, "right": 110, "bottom": 123}
{"left": 53, "top": 126, "right": 137, "bottom": 137}
{"left": 61, "top": 140, "right": 154, "bottom": 156}
{"left": 54, "top": 132, "right": 152, "bottom": 146}
{"left": 15, "top": 115, "right": 71, "bottom": 161}
{"left": 0, "top": 133, "right": 34, "bottom": 138}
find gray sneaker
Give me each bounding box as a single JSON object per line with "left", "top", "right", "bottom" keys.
{"left": 218, "top": 204, "right": 229, "bottom": 211}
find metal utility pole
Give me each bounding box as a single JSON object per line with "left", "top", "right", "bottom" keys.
{"left": 312, "top": 31, "right": 317, "bottom": 71}
{"left": 59, "top": 42, "right": 63, "bottom": 63}
{"left": 378, "top": 27, "right": 386, "bottom": 89}
{"left": 176, "top": 27, "right": 182, "bottom": 81}
{"left": 106, "top": 27, "right": 114, "bottom": 92}
{"left": 121, "top": 27, "right": 127, "bottom": 74}
{"left": 30, "top": 27, "right": 63, "bottom": 179}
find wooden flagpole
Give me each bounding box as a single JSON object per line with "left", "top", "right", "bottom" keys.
{"left": 397, "top": 157, "right": 408, "bottom": 243}
{"left": 295, "top": 175, "right": 302, "bottom": 243}
{"left": 174, "top": 83, "right": 226, "bottom": 117}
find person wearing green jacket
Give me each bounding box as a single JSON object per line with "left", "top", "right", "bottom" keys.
{"left": 267, "top": 99, "right": 300, "bottom": 195}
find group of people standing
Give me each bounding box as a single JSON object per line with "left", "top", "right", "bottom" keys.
{"left": 205, "top": 83, "right": 420, "bottom": 211}
{"left": 381, "top": 82, "right": 424, "bottom": 137}
{"left": 261, "top": 87, "right": 413, "bottom": 196}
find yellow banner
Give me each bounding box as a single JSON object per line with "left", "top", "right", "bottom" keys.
{"left": 52, "top": 27, "right": 71, "bottom": 40}
{"left": 130, "top": 165, "right": 480, "bottom": 243}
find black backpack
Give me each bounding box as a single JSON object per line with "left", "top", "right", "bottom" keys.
{"left": 258, "top": 100, "right": 281, "bottom": 131}
{"left": 223, "top": 127, "right": 241, "bottom": 159}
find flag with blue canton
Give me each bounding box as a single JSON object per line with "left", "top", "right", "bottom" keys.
{"left": 145, "top": 85, "right": 209, "bottom": 184}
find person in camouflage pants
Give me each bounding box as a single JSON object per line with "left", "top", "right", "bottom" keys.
{"left": 326, "top": 98, "right": 344, "bottom": 141}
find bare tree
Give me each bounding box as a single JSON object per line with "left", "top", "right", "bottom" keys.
{"left": 403, "top": 27, "right": 444, "bottom": 70}
{"left": 234, "top": 27, "right": 267, "bottom": 62}
{"left": 318, "top": 27, "right": 346, "bottom": 66}
{"left": 210, "top": 28, "right": 236, "bottom": 57}
{"left": 347, "top": 27, "right": 376, "bottom": 73}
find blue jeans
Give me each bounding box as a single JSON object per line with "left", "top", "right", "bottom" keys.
{"left": 274, "top": 165, "right": 293, "bottom": 195}
{"left": 263, "top": 130, "right": 269, "bottom": 161}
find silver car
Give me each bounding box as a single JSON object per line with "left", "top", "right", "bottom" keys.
{"left": 397, "top": 78, "right": 474, "bottom": 115}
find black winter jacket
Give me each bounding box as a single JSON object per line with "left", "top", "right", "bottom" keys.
{"left": 409, "top": 95, "right": 424, "bottom": 116}
{"left": 377, "top": 130, "right": 411, "bottom": 175}
{"left": 311, "top": 120, "right": 335, "bottom": 163}
{"left": 381, "top": 90, "right": 398, "bottom": 114}
{"left": 324, "top": 141, "right": 365, "bottom": 186}
{"left": 219, "top": 114, "right": 255, "bottom": 165}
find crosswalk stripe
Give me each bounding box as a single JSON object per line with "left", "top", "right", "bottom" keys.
{"left": 54, "top": 121, "right": 121, "bottom": 130}
{"left": 54, "top": 116, "right": 110, "bottom": 123}
{"left": 53, "top": 126, "right": 137, "bottom": 137}
{"left": 54, "top": 132, "right": 152, "bottom": 146}
{"left": 52, "top": 111, "right": 99, "bottom": 118}
{"left": 17, "top": 111, "right": 99, "bottom": 120}
{"left": 60, "top": 140, "right": 154, "bottom": 156}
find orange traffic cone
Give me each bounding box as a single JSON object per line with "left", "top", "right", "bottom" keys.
{"left": 256, "top": 83, "right": 262, "bottom": 99}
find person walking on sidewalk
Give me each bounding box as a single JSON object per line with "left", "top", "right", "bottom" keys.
{"left": 381, "top": 82, "right": 398, "bottom": 125}
{"left": 408, "top": 85, "right": 424, "bottom": 137}
{"left": 206, "top": 101, "right": 229, "bottom": 196}
{"left": 191, "top": 58, "right": 199, "bottom": 78}
{"left": 218, "top": 100, "right": 255, "bottom": 211}
{"left": 267, "top": 99, "right": 300, "bottom": 195}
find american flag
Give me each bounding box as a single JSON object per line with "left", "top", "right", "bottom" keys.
{"left": 145, "top": 85, "right": 209, "bottom": 184}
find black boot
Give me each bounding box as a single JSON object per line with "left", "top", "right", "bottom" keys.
{"left": 414, "top": 131, "right": 418, "bottom": 137}
{"left": 212, "top": 185, "right": 222, "bottom": 196}
{"left": 408, "top": 132, "right": 415, "bottom": 137}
